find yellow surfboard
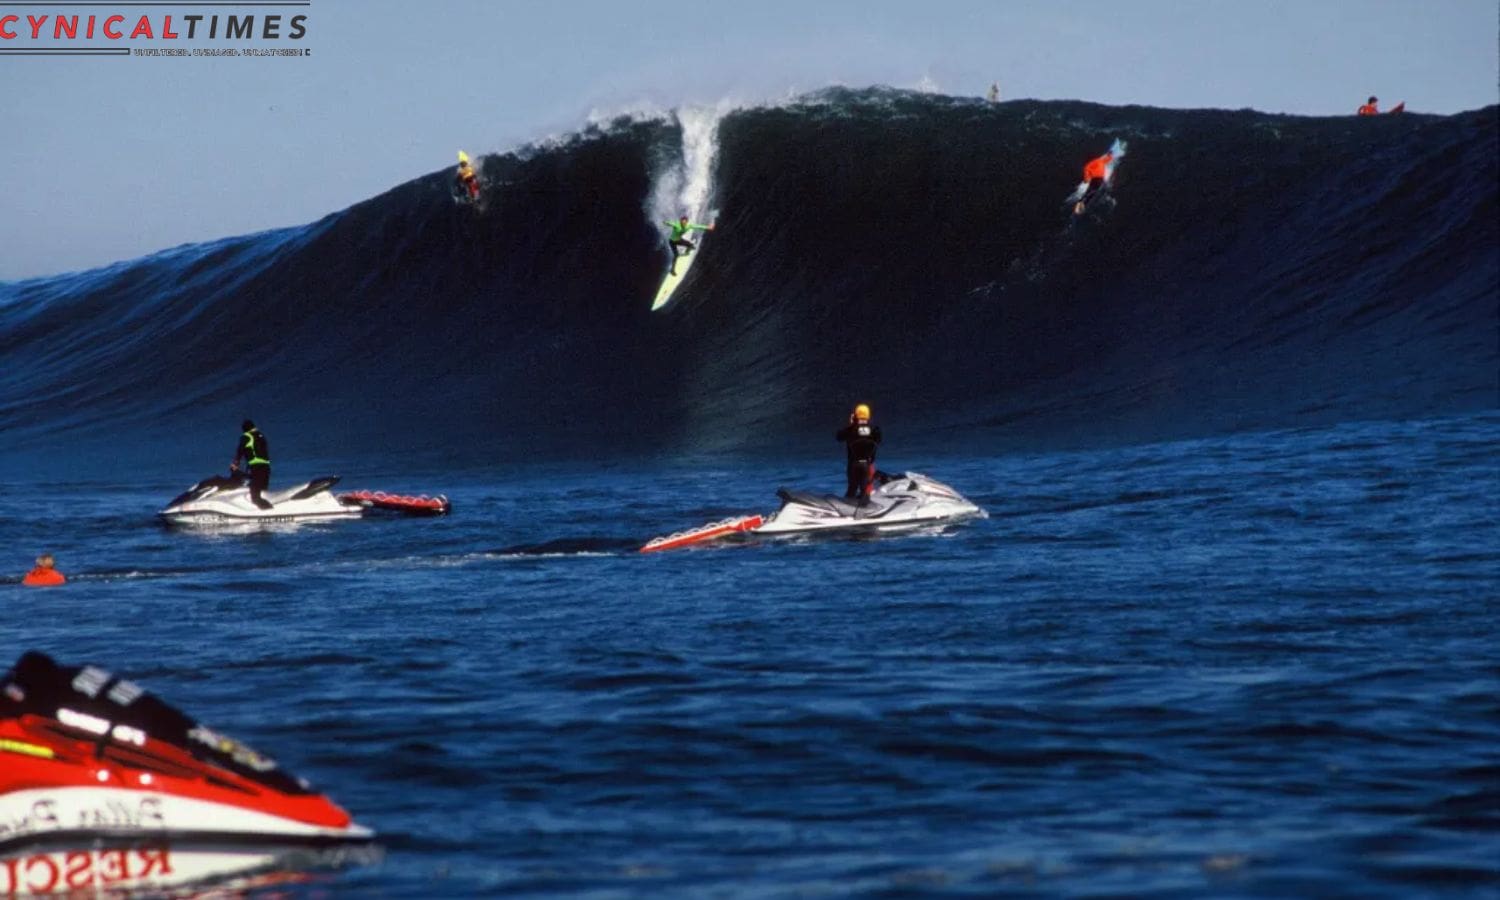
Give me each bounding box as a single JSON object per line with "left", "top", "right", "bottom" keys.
{"left": 651, "top": 239, "right": 703, "bottom": 311}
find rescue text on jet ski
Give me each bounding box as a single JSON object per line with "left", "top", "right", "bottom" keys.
{"left": 640, "top": 471, "right": 985, "bottom": 552}
{"left": 0, "top": 652, "right": 375, "bottom": 895}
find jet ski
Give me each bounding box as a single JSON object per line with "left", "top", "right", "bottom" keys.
{"left": 640, "top": 472, "right": 985, "bottom": 551}
{"left": 757, "top": 471, "right": 985, "bottom": 535}
{"left": 0, "top": 652, "right": 375, "bottom": 895}
{"left": 159, "top": 473, "right": 363, "bottom": 526}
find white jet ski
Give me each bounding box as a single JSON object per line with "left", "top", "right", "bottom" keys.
{"left": 757, "top": 471, "right": 985, "bottom": 535}
{"left": 641, "top": 472, "right": 985, "bottom": 551}
{"left": 159, "top": 474, "right": 363, "bottom": 526}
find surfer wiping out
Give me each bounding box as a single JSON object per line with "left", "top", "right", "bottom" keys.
{"left": 1074, "top": 149, "right": 1113, "bottom": 215}
{"left": 665, "top": 216, "right": 714, "bottom": 275}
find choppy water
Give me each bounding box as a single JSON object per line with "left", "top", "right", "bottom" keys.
{"left": 4, "top": 412, "right": 1498, "bottom": 897}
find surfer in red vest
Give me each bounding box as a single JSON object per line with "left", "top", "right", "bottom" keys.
{"left": 1357, "top": 96, "right": 1379, "bottom": 116}
{"left": 1074, "top": 150, "right": 1113, "bottom": 215}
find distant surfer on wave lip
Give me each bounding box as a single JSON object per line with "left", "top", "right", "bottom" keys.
{"left": 1357, "top": 96, "right": 1404, "bottom": 116}
{"left": 664, "top": 216, "right": 714, "bottom": 275}
{"left": 1074, "top": 149, "right": 1113, "bottom": 215}
{"left": 456, "top": 151, "right": 480, "bottom": 201}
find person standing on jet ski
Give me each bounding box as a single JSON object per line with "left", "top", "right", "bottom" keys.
{"left": 836, "top": 403, "right": 882, "bottom": 503}
{"left": 231, "top": 419, "right": 273, "bottom": 509}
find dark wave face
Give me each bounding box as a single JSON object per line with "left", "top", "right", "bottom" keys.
{"left": 2, "top": 89, "right": 1495, "bottom": 470}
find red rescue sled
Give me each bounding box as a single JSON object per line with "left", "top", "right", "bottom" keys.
{"left": 640, "top": 515, "right": 763, "bottom": 553}
{"left": 340, "top": 490, "right": 451, "bottom": 516}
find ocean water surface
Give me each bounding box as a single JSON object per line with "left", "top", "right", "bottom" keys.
{"left": 5, "top": 412, "right": 1497, "bottom": 896}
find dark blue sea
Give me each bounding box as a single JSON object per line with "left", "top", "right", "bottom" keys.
{"left": 4, "top": 412, "right": 1497, "bottom": 897}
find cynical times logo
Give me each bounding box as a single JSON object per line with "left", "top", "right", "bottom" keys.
{"left": 0, "top": 8, "right": 309, "bottom": 51}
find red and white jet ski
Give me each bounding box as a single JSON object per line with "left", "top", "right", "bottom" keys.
{"left": 0, "top": 652, "right": 374, "bottom": 896}
{"left": 640, "top": 471, "right": 985, "bottom": 552}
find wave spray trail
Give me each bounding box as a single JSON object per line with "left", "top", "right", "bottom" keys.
{"left": 649, "top": 104, "right": 727, "bottom": 227}
{"left": 1, "top": 88, "right": 1495, "bottom": 470}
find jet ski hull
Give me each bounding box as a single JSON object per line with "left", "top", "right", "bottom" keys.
{"left": 0, "top": 786, "right": 374, "bottom": 852}
{"left": 755, "top": 472, "right": 985, "bottom": 536}
{"left": 0, "top": 792, "right": 378, "bottom": 894}
{"left": 1, "top": 840, "right": 377, "bottom": 896}
{"left": 158, "top": 475, "right": 363, "bottom": 526}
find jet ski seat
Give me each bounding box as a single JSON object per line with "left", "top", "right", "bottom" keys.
{"left": 775, "top": 490, "right": 885, "bottom": 517}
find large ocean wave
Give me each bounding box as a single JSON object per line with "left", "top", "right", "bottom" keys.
{"left": 3, "top": 88, "right": 1495, "bottom": 471}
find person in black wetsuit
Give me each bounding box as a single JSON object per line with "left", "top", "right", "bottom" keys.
{"left": 231, "top": 419, "right": 273, "bottom": 509}
{"left": 836, "top": 403, "right": 883, "bottom": 503}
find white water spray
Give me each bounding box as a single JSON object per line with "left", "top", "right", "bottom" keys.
{"left": 649, "top": 102, "right": 730, "bottom": 229}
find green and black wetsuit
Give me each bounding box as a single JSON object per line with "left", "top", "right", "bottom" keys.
{"left": 664, "top": 220, "right": 711, "bottom": 274}
{"left": 234, "top": 427, "right": 273, "bottom": 509}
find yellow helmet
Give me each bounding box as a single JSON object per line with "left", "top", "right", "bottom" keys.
{"left": 853, "top": 403, "right": 871, "bottom": 421}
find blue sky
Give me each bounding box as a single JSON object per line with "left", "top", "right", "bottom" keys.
{"left": 2, "top": 0, "right": 1495, "bottom": 280}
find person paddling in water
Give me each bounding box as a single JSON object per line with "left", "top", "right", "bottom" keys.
{"left": 665, "top": 216, "right": 714, "bottom": 275}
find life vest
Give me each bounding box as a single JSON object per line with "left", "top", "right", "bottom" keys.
{"left": 1357, "top": 103, "right": 1378, "bottom": 116}
{"left": 242, "top": 429, "right": 270, "bottom": 467}
{"left": 22, "top": 567, "right": 66, "bottom": 587}
{"left": 1083, "top": 154, "right": 1111, "bottom": 181}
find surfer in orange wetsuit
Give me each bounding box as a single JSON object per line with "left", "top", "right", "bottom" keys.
{"left": 21, "top": 554, "right": 66, "bottom": 587}
{"left": 1357, "top": 96, "right": 1379, "bottom": 116}
{"left": 1074, "top": 150, "right": 1113, "bottom": 214}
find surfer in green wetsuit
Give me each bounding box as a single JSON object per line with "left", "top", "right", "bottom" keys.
{"left": 665, "top": 216, "right": 714, "bottom": 275}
